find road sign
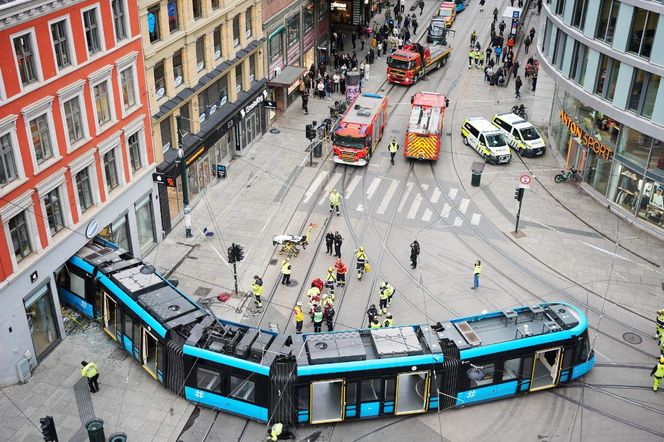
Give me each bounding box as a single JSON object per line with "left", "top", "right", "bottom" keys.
{"left": 519, "top": 174, "right": 532, "bottom": 188}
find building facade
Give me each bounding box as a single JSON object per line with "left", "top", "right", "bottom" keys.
{"left": 539, "top": 0, "right": 664, "bottom": 236}
{"left": 0, "top": 0, "right": 159, "bottom": 385}
{"left": 140, "top": 0, "right": 266, "bottom": 234}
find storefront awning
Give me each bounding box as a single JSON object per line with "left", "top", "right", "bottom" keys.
{"left": 267, "top": 66, "right": 307, "bottom": 88}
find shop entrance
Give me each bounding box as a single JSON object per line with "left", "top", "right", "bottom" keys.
{"left": 310, "top": 379, "right": 345, "bottom": 423}
{"left": 395, "top": 371, "right": 430, "bottom": 415}
{"left": 24, "top": 285, "right": 60, "bottom": 359}
{"left": 529, "top": 348, "right": 562, "bottom": 391}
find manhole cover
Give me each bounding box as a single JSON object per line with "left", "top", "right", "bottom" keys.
{"left": 193, "top": 287, "right": 212, "bottom": 298}
{"left": 623, "top": 332, "right": 642, "bottom": 345}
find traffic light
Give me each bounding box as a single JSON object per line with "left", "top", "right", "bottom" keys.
{"left": 40, "top": 416, "right": 58, "bottom": 442}
{"left": 233, "top": 243, "right": 245, "bottom": 262}
{"left": 305, "top": 124, "right": 316, "bottom": 140}
{"left": 514, "top": 187, "right": 525, "bottom": 201}
{"left": 227, "top": 246, "right": 236, "bottom": 263}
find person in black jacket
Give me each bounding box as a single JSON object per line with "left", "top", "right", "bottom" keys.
{"left": 334, "top": 232, "right": 343, "bottom": 258}
{"left": 325, "top": 232, "right": 335, "bottom": 254}
{"left": 410, "top": 240, "right": 420, "bottom": 269}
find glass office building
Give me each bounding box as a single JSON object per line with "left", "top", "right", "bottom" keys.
{"left": 539, "top": 0, "right": 664, "bottom": 234}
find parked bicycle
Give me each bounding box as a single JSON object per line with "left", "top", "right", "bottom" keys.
{"left": 554, "top": 168, "right": 580, "bottom": 183}
{"left": 512, "top": 104, "right": 528, "bottom": 120}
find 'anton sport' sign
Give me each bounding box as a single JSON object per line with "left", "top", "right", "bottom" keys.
{"left": 559, "top": 110, "right": 614, "bottom": 161}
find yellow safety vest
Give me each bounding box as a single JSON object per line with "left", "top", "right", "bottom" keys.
{"left": 326, "top": 271, "right": 335, "bottom": 282}
{"left": 330, "top": 192, "right": 341, "bottom": 206}
{"left": 81, "top": 362, "right": 98, "bottom": 378}
{"left": 379, "top": 289, "right": 389, "bottom": 300}
{"left": 474, "top": 264, "right": 482, "bottom": 275}
{"left": 355, "top": 251, "right": 367, "bottom": 260}
{"left": 389, "top": 142, "right": 399, "bottom": 153}
{"left": 383, "top": 318, "right": 393, "bottom": 327}
{"left": 270, "top": 423, "right": 283, "bottom": 441}
{"left": 281, "top": 261, "right": 291, "bottom": 275}
{"left": 251, "top": 283, "right": 264, "bottom": 296}
{"left": 370, "top": 321, "right": 381, "bottom": 329}
{"left": 384, "top": 284, "right": 394, "bottom": 297}
{"left": 294, "top": 307, "right": 304, "bottom": 322}
{"left": 657, "top": 313, "right": 664, "bottom": 327}
{"left": 307, "top": 287, "right": 320, "bottom": 299}
{"left": 654, "top": 363, "right": 664, "bottom": 378}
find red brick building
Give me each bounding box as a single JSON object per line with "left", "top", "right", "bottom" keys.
{"left": 0, "top": 0, "right": 161, "bottom": 385}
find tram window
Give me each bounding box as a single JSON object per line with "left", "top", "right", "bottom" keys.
{"left": 197, "top": 367, "right": 222, "bottom": 393}
{"left": 346, "top": 383, "right": 357, "bottom": 405}
{"left": 562, "top": 347, "right": 575, "bottom": 370}
{"left": 297, "top": 385, "right": 310, "bottom": 410}
{"left": 114, "top": 308, "right": 122, "bottom": 337}
{"left": 157, "top": 343, "right": 164, "bottom": 374}
{"left": 522, "top": 356, "right": 534, "bottom": 379}
{"left": 384, "top": 378, "right": 395, "bottom": 402}
{"left": 124, "top": 314, "right": 133, "bottom": 340}
{"left": 502, "top": 358, "right": 520, "bottom": 381}
{"left": 361, "top": 379, "right": 381, "bottom": 402}
{"left": 470, "top": 363, "right": 495, "bottom": 388}
{"left": 230, "top": 375, "right": 255, "bottom": 402}
{"left": 577, "top": 333, "right": 591, "bottom": 363}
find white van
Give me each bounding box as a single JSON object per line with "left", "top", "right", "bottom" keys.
{"left": 491, "top": 113, "right": 546, "bottom": 157}
{"left": 461, "top": 118, "right": 512, "bottom": 164}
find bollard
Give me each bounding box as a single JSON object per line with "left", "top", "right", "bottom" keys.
{"left": 471, "top": 162, "right": 485, "bottom": 187}
{"left": 85, "top": 418, "right": 105, "bottom": 442}
{"left": 108, "top": 432, "right": 127, "bottom": 442}
{"left": 313, "top": 141, "right": 323, "bottom": 158}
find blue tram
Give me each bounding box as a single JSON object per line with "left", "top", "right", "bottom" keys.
{"left": 57, "top": 239, "right": 594, "bottom": 427}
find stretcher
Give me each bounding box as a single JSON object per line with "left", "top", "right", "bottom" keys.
{"left": 272, "top": 234, "right": 308, "bottom": 258}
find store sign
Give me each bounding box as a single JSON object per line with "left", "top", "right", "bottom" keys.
{"left": 240, "top": 95, "right": 264, "bottom": 119}
{"left": 331, "top": 1, "right": 347, "bottom": 9}
{"left": 186, "top": 146, "right": 205, "bottom": 165}
{"left": 86, "top": 219, "right": 101, "bottom": 239}
{"left": 559, "top": 110, "right": 613, "bottom": 161}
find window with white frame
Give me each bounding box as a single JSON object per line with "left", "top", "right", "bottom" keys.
{"left": 13, "top": 32, "right": 39, "bottom": 86}
{"left": 29, "top": 114, "right": 54, "bottom": 164}
{"left": 119, "top": 66, "right": 137, "bottom": 111}
{"left": 83, "top": 7, "right": 102, "bottom": 55}
{"left": 127, "top": 131, "right": 143, "bottom": 172}
{"left": 58, "top": 81, "right": 89, "bottom": 152}
{"left": 245, "top": 8, "right": 253, "bottom": 38}
{"left": 0, "top": 133, "right": 18, "bottom": 187}
{"left": 63, "top": 97, "right": 85, "bottom": 145}
{"left": 76, "top": 167, "right": 94, "bottom": 212}
{"left": 94, "top": 81, "right": 111, "bottom": 126}
{"left": 103, "top": 149, "right": 119, "bottom": 191}
{"left": 50, "top": 19, "right": 73, "bottom": 70}
{"left": 111, "top": 0, "right": 128, "bottom": 42}
{"left": 9, "top": 211, "right": 32, "bottom": 263}
{"left": 43, "top": 187, "right": 65, "bottom": 236}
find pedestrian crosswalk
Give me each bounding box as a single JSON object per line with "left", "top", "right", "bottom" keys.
{"left": 304, "top": 173, "right": 484, "bottom": 227}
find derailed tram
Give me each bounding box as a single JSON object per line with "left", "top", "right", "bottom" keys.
{"left": 57, "top": 239, "right": 594, "bottom": 427}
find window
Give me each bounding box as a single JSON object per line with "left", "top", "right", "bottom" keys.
{"left": 198, "top": 76, "right": 228, "bottom": 121}
{"left": 63, "top": 97, "right": 84, "bottom": 144}
{"left": 83, "top": 8, "right": 102, "bottom": 55}
{"left": 43, "top": 188, "right": 64, "bottom": 236}
{"left": 154, "top": 60, "right": 165, "bottom": 99}
{"left": 552, "top": 30, "right": 566, "bottom": 70}
{"left": 120, "top": 66, "right": 137, "bottom": 110}
{"left": 235, "top": 64, "right": 243, "bottom": 92}
{"left": 229, "top": 376, "right": 255, "bottom": 402}
{"left": 168, "top": 0, "right": 179, "bottom": 32}
{"left": 147, "top": 5, "right": 160, "bottom": 43}
{"left": 628, "top": 69, "right": 660, "bottom": 119}
{"left": 304, "top": 1, "right": 314, "bottom": 33}
{"left": 542, "top": 20, "right": 552, "bottom": 55}
{"left": 9, "top": 212, "right": 32, "bottom": 262}
{"left": 0, "top": 133, "right": 18, "bottom": 187}
{"left": 211, "top": 0, "right": 219, "bottom": 9}
{"left": 111, "top": 0, "right": 128, "bottom": 41}
{"left": 214, "top": 27, "right": 222, "bottom": 60}
{"left": 93, "top": 81, "right": 112, "bottom": 126}
{"left": 127, "top": 132, "right": 142, "bottom": 172}
{"left": 571, "top": 0, "right": 587, "bottom": 29}
{"left": 51, "top": 20, "right": 72, "bottom": 70}
{"left": 502, "top": 358, "right": 520, "bottom": 381}
{"left": 245, "top": 8, "right": 253, "bottom": 38}
{"left": 361, "top": 379, "right": 381, "bottom": 401}
{"left": 172, "top": 50, "right": 183, "bottom": 86}
{"left": 29, "top": 115, "right": 54, "bottom": 164}
{"left": 287, "top": 15, "right": 299, "bottom": 48}
{"left": 384, "top": 378, "right": 395, "bottom": 401}
{"left": 196, "top": 368, "right": 221, "bottom": 392}
{"left": 269, "top": 33, "right": 282, "bottom": 62}
{"left": 179, "top": 103, "right": 191, "bottom": 133}
{"left": 135, "top": 195, "right": 155, "bottom": 252}
{"left": 76, "top": 168, "right": 93, "bottom": 212}
{"left": 628, "top": 8, "right": 658, "bottom": 59}
{"left": 318, "top": 0, "right": 326, "bottom": 20}
{"left": 594, "top": 55, "right": 619, "bottom": 101}
{"left": 104, "top": 149, "right": 119, "bottom": 190}
{"left": 233, "top": 15, "right": 240, "bottom": 47}
{"left": 555, "top": 0, "right": 565, "bottom": 15}
{"left": 249, "top": 54, "right": 256, "bottom": 81}
{"left": 13, "top": 33, "right": 38, "bottom": 86}
{"left": 595, "top": 0, "right": 619, "bottom": 44}
{"left": 470, "top": 362, "right": 495, "bottom": 387}
{"left": 160, "top": 118, "right": 172, "bottom": 151}
{"left": 569, "top": 42, "right": 588, "bottom": 85}
{"left": 192, "top": 0, "right": 202, "bottom": 19}
{"left": 196, "top": 37, "right": 205, "bottom": 72}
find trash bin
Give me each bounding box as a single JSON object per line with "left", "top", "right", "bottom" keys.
{"left": 85, "top": 418, "right": 105, "bottom": 442}
{"left": 471, "top": 162, "right": 485, "bottom": 187}
{"left": 109, "top": 432, "right": 128, "bottom": 442}
{"left": 313, "top": 140, "right": 323, "bottom": 158}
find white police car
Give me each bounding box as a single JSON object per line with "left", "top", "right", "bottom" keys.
{"left": 461, "top": 118, "right": 512, "bottom": 164}
{"left": 491, "top": 113, "right": 546, "bottom": 156}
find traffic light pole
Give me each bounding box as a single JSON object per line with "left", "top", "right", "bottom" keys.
{"left": 233, "top": 261, "right": 238, "bottom": 294}
{"left": 515, "top": 195, "right": 523, "bottom": 233}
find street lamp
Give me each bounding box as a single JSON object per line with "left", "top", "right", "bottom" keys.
{"left": 176, "top": 116, "right": 193, "bottom": 238}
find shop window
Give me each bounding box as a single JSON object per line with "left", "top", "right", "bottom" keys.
{"left": 287, "top": 15, "right": 299, "bottom": 48}
{"left": 617, "top": 127, "right": 651, "bottom": 167}
{"left": 245, "top": 8, "right": 253, "bottom": 38}
{"left": 25, "top": 285, "right": 59, "bottom": 358}
{"left": 9, "top": 211, "right": 33, "bottom": 263}
{"left": 192, "top": 0, "right": 202, "bottom": 20}
{"left": 638, "top": 179, "right": 664, "bottom": 227}
{"left": 99, "top": 214, "right": 130, "bottom": 251}
{"left": 160, "top": 117, "right": 172, "bottom": 152}
{"left": 154, "top": 60, "right": 165, "bottom": 99}
{"left": 135, "top": 195, "right": 155, "bottom": 253}
{"left": 502, "top": 358, "right": 520, "bottom": 381}
{"left": 196, "top": 36, "right": 205, "bottom": 72}
{"left": 627, "top": 8, "right": 658, "bottom": 59}
{"left": 304, "top": 1, "right": 314, "bottom": 33}
{"left": 595, "top": 0, "right": 619, "bottom": 44}
{"left": 571, "top": 0, "right": 587, "bottom": 29}
{"left": 197, "top": 367, "right": 222, "bottom": 392}
{"left": 470, "top": 362, "right": 495, "bottom": 387}
{"left": 168, "top": 0, "right": 179, "bottom": 32}
{"left": 610, "top": 164, "right": 643, "bottom": 213}
{"left": 361, "top": 379, "right": 381, "bottom": 401}
{"left": 230, "top": 376, "right": 255, "bottom": 402}
{"left": 594, "top": 55, "right": 619, "bottom": 101}
{"left": 43, "top": 187, "right": 64, "bottom": 236}
{"left": 214, "top": 26, "right": 222, "bottom": 60}
{"left": 147, "top": 5, "right": 160, "bottom": 43}
{"left": 583, "top": 144, "right": 613, "bottom": 196}
{"left": 233, "top": 15, "right": 240, "bottom": 47}
{"left": 627, "top": 69, "right": 660, "bottom": 119}
{"left": 318, "top": 0, "right": 326, "bottom": 20}
{"left": 648, "top": 140, "right": 664, "bottom": 177}
{"left": 172, "top": 50, "right": 183, "bottom": 87}
{"left": 569, "top": 42, "right": 588, "bottom": 85}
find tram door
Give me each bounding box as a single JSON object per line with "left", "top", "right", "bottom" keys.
{"left": 102, "top": 293, "right": 117, "bottom": 341}
{"left": 310, "top": 379, "right": 345, "bottom": 424}
{"left": 141, "top": 328, "right": 158, "bottom": 379}
{"left": 395, "top": 371, "right": 430, "bottom": 415}
{"left": 529, "top": 347, "right": 563, "bottom": 391}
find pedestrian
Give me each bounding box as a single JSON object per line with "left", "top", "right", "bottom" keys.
{"left": 325, "top": 305, "right": 335, "bottom": 331}
{"left": 329, "top": 188, "right": 342, "bottom": 215}
{"left": 370, "top": 317, "right": 381, "bottom": 329}
{"left": 325, "top": 266, "right": 336, "bottom": 295}
{"left": 325, "top": 77, "right": 333, "bottom": 100}
{"left": 335, "top": 258, "right": 347, "bottom": 286}
{"left": 313, "top": 306, "right": 324, "bottom": 332}
{"left": 352, "top": 31, "right": 357, "bottom": 49}
{"left": 412, "top": 18, "right": 418, "bottom": 35}
{"left": 383, "top": 313, "right": 394, "bottom": 328}
{"left": 334, "top": 231, "right": 343, "bottom": 257}
{"left": 493, "top": 7, "right": 498, "bottom": 22}
{"left": 468, "top": 49, "right": 474, "bottom": 68}
{"left": 281, "top": 258, "right": 292, "bottom": 285}
{"left": 656, "top": 309, "right": 664, "bottom": 339}
{"left": 333, "top": 72, "right": 340, "bottom": 92}
{"left": 377, "top": 39, "right": 382, "bottom": 58}
{"left": 81, "top": 360, "right": 99, "bottom": 393}
{"left": 364, "top": 62, "right": 371, "bottom": 81}
{"left": 471, "top": 260, "right": 482, "bottom": 290}
{"left": 529, "top": 27, "right": 536, "bottom": 42}
{"left": 479, "top": 0, "right": 485, "bottom": 11}
{"left": 355, "top": 246, "right": 368, "bottom": 280}
{"left": 317, "top": 80, "right": 325, "bottom": 99}
{"left": 515, "top": 75, "right": 522, "bottom": 98}
{"left": 470, "top": 30, "right": 478, "bottom": 48}
{"left": 419, "top": 0, "right": 424, "bottom": 15}
{"left": 524, "top": 36, "right": 531, "bottom": 53}
{"left": 388, "top": 137, "right": 399, "bottom": 164}
{"left": 410, "top": 240, "right": 420, "bottom": 269}
{"left": 301, "top": 87, "right": 309, "bottom": 115}
{"left": 651, "top": 357, "right": 664, "bottom": 392}
{"left": 531, "top": 72, "right": 538, "bottom": 92}
{"left": 325, "top": 232, "right": 334, "bottom": 254}
{"left": 512, "top": 60, "right": 520, "bottom": 77}
{"left": 294, "top": 302, "right": 304, "bottom": 334}
{"left": 367, "top": 304, "right": 378, "bottom": 324}
{"left": 485, "top": 47, "right": 492, "bottom": 64}
{"left": 499, "top": 20, "right": 506, "bottom": 34}
{"left": 378, "top": 283, "right": 389, "bottom": 315}
{"left": 384, "top": 281, "right": 395, "bottom": 307}
{"left": 495, "top": 45, "right": 502, "bottom": 61}
{"left": 360, "top": 35, "right": 365, "bottom": 51}
{"left": 537, "top": 0, "right": 542, "bottom": 13}
{"left": 400, "top": 0, "right": 405, "bottom": 13}
{"left": 251, "top": 275, "right": 264, "bottom": 309}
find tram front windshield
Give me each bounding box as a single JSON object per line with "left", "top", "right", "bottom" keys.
{"left": 335, "top": 135, "right": 366, "bottom": 149}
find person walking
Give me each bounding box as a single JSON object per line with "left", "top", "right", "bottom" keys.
{"left": 301, "top": 86, "right": 309, "bottom": 115}
{"left": 412, "top": 18, "right": 418, "bottom": 35}
{"left": 367, "top": 304, "right": 378, "bottom": 324}
{"left": 419, "top": 0, "right": 424, "bottom": 15}
{"left": 326, "top": 232, "right": 334, "bottom": 254}
{"left": 651, "top": 357, "right": 664, "bottom": 392}
{"left": 388, "top": 137, "right": 399, "bottom": 164}
{"left": 515, "top": 75, "right": 523, "bottom": 98}
{"left": 335, "top": 258, "right": 347, "bottom": 286}
{"left": 325, "top": 305, "right": 335, "bottom": 331}
{"left": 352, "top": 31, "right": 357, "bottom": 49}
{"left": 383, "top": 313, "right": 394, "bottom": 327}
{"left": 334, "top": 231, "right": 343, "bottom": 257}
{"left": 655, "top": 309, "right": 664, "bottom": 339}
{"left": 471, "top": 260, "right": 482, "bottom": 290}
{"left": 333, "top": 72, "right": 340, "bottom": 93}
{"left": 479, "top": 0, "right": 485, "bottom": 11}
{"left": 360, "top": 35, "right": 365, "bottom": 51}
{"left": 410, "top": 240, "right": 420, "bottom": 268}
{"left": 531, "top": 72, "right": 538, "bottom": 92}
{"left": 512, "top": 60, "right": 520, "bottom": 77}
{"left": 468, "top": 48, "right": 475, "bottom": 69}
{"left": 251, "top": 275, "right": 264, "bottom": 309}
{"left": 493, "top": 7, "right": 498, "bottom": 22}
{"left": 81, "top": 360, "right": 100, "bottom": 393}
{"left": 313, "top": 306, "right": 324, "bottom": 332}
{"left": 281, "top": 258, "right": 292, "bottom": 285}
{"left": 378, "top": 284, "right": 390, "bottom": 315}
{"left": 329, "top": 188, "right": 342, "bottom": 215}
{"left": 537, "top": 0, "right": 542, "bottom": 13}
{"left": 470, "top": 30, "right": 478, "bottom": 48}
{"left": 529, "top": 27, "right": 536, "bottom": 42}
{"left": 524, "top": 36, "right": 531, "bottom": 54}
{"left": 325, "top": 267, "right": 336, "bottom": 295}
{"left": 294, "top": 302, "right": 304, "bottom": 334}
{"left": 355, "top": 246, "right": 368, "bottom": 280}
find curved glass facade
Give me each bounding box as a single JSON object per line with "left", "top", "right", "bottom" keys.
{"left": 539, "top": 0, "right": 664, "bottom": 233}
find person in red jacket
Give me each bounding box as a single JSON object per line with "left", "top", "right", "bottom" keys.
{"left": 335, "top": 259, "right": 348, "bottom": 286}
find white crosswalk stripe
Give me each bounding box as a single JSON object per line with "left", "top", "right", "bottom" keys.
{"left": 471, "top": 213, "right": 482, "bottom": 225}
{"left": 345, "top": 175, "right": 362, "bottom": 198}
{"left": 430, "top": 188, "right": 442, "bottom": 204}
{"left": 448, "top": 188, "right": 458, "bottom": 200}
{"left": 366, "top": 177, "right": 382, "bottom": 199}
{"left": 303, "top": 173, "right": 326, "bottom": 203}
{"left": 317, "top": 172, "right": 342, "bottom": 205}
{"left": 441, "top": 203, "right": 451, "bottom": 218}
{"left": 453, "top": 216, "right": 463, "bottom": 226}
{"left": 422, "top": 208, "right": 433, "bottom": 222}
{"left": 397, "top": 182, "right": 414, "bottom": 212}
{"left": 407, "top": 193, "right": 423, "bottom": 219}
{"left": 459, "top": 198, "right": 470, "bottom": 214}
{"left": 377, "top": 180, "right": 400, "bottom": 214}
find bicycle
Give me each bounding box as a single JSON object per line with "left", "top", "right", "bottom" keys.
{"left": 554, "top": 168, "right": 580, "bottom": 183}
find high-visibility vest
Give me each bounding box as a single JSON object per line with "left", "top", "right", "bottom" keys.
{"left": 383, "top": 318, "right": 393, "bottom": 327}
{"left": 657, "top": 313, "right": 664, "bottom": 327}
{"left": 252, "top": 283, "right": 264, "bottom": 296}
{"left": 379, "top": 289, "right": 389, "bottom": 300}
{"left": 307, "top": 287, "right": 320, "bottom": 299}
{"left": 270, "top": 423, "right": 283, "bottom": 441}
{"left": 654, "top": 363, "right": 664, "bottom": 378}
{"left": 326, "top": 271, "right": 335, "bottom": 282}
{"left": 383, "top": 284, "right": 394, "bottom": 298}
{"left": 281, "top": 261, "right": 291, "bottom": 275}
{"left": 474, "top": 264, "right": 482, "bottom": 275}
{"left": 370, "top": 321, "right": 381, "bottom": 329}
{"left": 330, "top": 192, "right": 341, "bottom": 206}
{"left": 81, "top": 362, "right": 98, "bottom": 378}
{"left": 389, "top": 142, "right": 399, "bottom": 153}
{"left": 294, "top": 307, "right": 304, "bottom": 322}
{"left": 313, "top": 310, "right": 324, "bottom": 323}
{"left": 355, "top": 251, "right": 367, "bottom": 261}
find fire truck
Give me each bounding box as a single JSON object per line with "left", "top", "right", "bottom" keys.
{"left": 332, "top": 93, "right": 388, "bottom": 166}
{"left": 404, "top": 92, "right": 448, "bottom": 160}
{"left": 386, "top": 43, "right": 451, "bottom": 85}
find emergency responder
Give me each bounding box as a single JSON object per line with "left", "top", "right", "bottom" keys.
{"left": 251, "top": 275, "right": 264, "bottom": 309}
{"left": 325, "top": 232, "right": 335, "bottom": 254}
{"left": 294, "top": 302, "right": 304, "bottom": 334}
{"left": 325, "top": 305, "right": 335, "bottom": 331}
{"left": 385, "top": 281, "right": 395, "bottom": 306}
{"left": 281, "top": 258, "right": 292, "bottom": 285}
{"left": 389, "top": 138, "right": 399, "bottom": 165}
{"left": 313, "top": 306, "right": 324, "bottom": 332}
{"left": 410, "top": 240, "right": 420, "bottom": 269}
{"left": 329, "top": 188, "right": 342, "bottom": 215}
{"left": 355, "top": 246, "right": 368, "bottom": 280}
{"left": 322, "top": 293, "right": 334, "bottom": 309}
{"left": 378, "top": 282, "right": 391, "bottom": 314}
{"left": 370, "top": 317, "right": 381, "bottom": 329}
{"left": 334, "top": 231, "right": 343, "bottom": 258}
{"left": 651, "top": 357, "right": 664, "bottom": 392}
{"left": 307, "top": 286, "right": 321, "bottom": 316}
{"left": 268, "top": 422, "right": 283, "bottom": 441}
{"left": 471, "top": 260, "right": 482, "bottom": 290}
{"left": 325, "top": 267, "right": 336, "bottom": 295}
{"left": 383, "top": 313, "right": 394, "bottom": 327}
{"left": 335, "top": 258, "right": 348, "bottom": 286}
{"left": 656, "top": 309, "right": 664, "bottom": 339}
{"left": 81, "top": 360, "right": 100, "bottom": 393}
{"left": 468, "top": 48, "right": 474, "bottom": 68}
{"left": 367, "top": 304, "right": 378, "bottom": 324}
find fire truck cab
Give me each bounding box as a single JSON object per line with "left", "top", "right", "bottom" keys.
{"left": 333, "top": 94, "right": 388, "bottom": 166}
{"left": 405, "top": 92, "right": 448, "bottom": 160}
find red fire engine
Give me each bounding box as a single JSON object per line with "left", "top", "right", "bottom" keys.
{"left": 332, "top": 93, "right": 388, "bottom": 166}
{"left": 404, "top": 92, "right": 448, "bottom": 160}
